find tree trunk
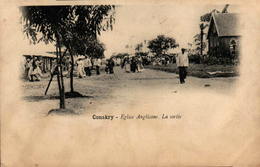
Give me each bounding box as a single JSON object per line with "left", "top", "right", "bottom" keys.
{"left": 200, "top": 30, "right": 203, "bottom": 56}
{"left": 200, "top": 26, "right": 203, "bottom": 64}
{"left": 56, "top": 34, "right": 66, "bottom": 109}
{"left": 55, "top": 45, "right": 63, "bottom": 108}
{"left": 69, "top": 49, "right": 74, "bottom": 93}
{"left": 58, "top": 41, "right": 66, "bottom": 109}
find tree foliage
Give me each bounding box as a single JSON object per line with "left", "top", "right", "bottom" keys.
{"left": 20, "top": 5, "right": 115, "bottom": 109}
{"left": 135, "top": 43, "right": 143, "bottom": 52}
{"left": 147, "top": 35, "right": 178, "bottom": 56}
{"left": 112, "top": 53, "right": 130, "bottom": 59}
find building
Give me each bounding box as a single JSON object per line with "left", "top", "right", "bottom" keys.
{"left": 207, "top": 12, "right": 241, "bottom": 60}
{"left": 23, "top": 52, "right": 57, "bottom": 73}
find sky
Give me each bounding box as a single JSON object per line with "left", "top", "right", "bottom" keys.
{"left": 99, "top": 4, "right": 240, "bottom": 57}
{"left": 20, "top": 4, "right": 240, "bottom": 57}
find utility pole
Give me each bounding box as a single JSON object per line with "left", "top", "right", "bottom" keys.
{"left": 200, "top": 23, "right": 204, "bottom": 57}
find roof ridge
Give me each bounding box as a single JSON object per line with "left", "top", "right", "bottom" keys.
{"left": 209, "top": 12, "right": 240, "bottom": 37}
{"left": 212, "top": 13, "right": 220, "bottom": 36}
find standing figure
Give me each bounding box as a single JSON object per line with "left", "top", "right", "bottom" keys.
{"left": 28, "top": 57, "right": 42, "bottom": 81}
{"left": 108, "top": 58, "right": 115, "bottom": 74}
{"left": 130, "top": 57, "right": 137, "bottom": 73}
{"left": 84, "top": 56, "right": 92, "bottom": 76}
{"left": 120, "top": 58, "right": 124, "bottom": 69}
{"left": 105, "top": 59, "right": 109, "bottom": 74}
{"left": 76, "top": 58, "right": 85, "bottom": 78}
{"left": 176, "top": 48, "right": 189, "bottom": 84}
{"left": 137, "top": 56, "right": 144, "bottom": 72}
{"left": 94, "top": 58, "right": 102, "bottom": 75}
{"left": 124, "top": 57, "right": 131, "bottom": 73}
{"left": 24, "top": 57, "right": 32, "bottom": 79}
{"left": 66, "top": 60, "right": 73, "bottom": 78}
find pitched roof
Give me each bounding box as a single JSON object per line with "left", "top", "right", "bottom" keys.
{"left": 208, "top": 13, "right": 240, "bottom": 37}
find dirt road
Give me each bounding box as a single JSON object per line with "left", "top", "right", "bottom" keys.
{"left": 2, "top": 67, "right": 259, "bottom": 166}
{"left": 22, "top": 66, "right": 237, "bottom": 114}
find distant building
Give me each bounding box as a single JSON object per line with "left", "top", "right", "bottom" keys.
{"left": 23, "top": 52, "right": 57, "bottom": 73}
{"left": 207, "top": 12, "right": 241, "bottom": 59}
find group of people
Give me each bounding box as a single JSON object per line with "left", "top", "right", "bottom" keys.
{"left": 76, "top": 56, "right": 102, "bottom": 78}
{"left": 105, "top": 58, "right": 115, "bottom": 74}
{"left": 152, "top": 56, "right": 171, "bottom": 66}
{"left": 72, "top": 49, "right": 189, "bottom": 84}
{"left": 121, "top": 56, "right": 144, "bottom": 73}
{"left": 23, "top": 48, "right": 189, "bottom": 84}
{"left": 24, "top": 57, "right": 43, "bottom": 82}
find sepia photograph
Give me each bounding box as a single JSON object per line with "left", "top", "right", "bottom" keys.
{"left": 1, "top": 1, "right": 260, "bottom": 167}
{"left": 20, "top": 4, "right": 240, "bottom": 113}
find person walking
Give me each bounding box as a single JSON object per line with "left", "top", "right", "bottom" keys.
{"left": 24, "top": 57, "right": 32, "bottom": 80}
{"left": 124, "top": 57, "right": 131, "bottom": 73}
{"left": 108, "top": 58, "right": 115, "bottom": 74}
{"left": 76, "top": 57, "right": 85, "bottom": 78}
{"left": 176, "top": 48, "right": 189, "bottom": 84}
{"left": 28, "top": 57, "right": 42, "bottom": 81}
{"left": 109, "top": 58, "right": 115, "bottom": 74}
{"left": 130, "top": 57, "right": 138, "bottom": 73}
{"left": 84, "top": 56, "right": 92, "bottom": 76}
{"left": 137, "top": 56, "right": 144, "bottom": 72}
{"left": 94, "top": 58, "right": 102, "bottom": 75}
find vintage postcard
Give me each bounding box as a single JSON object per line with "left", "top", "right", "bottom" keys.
{"left": 0, "top": 0, "right": 260, "bottom": 166}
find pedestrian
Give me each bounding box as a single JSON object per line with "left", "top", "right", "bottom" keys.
{"left": 130, "top": 57, "right": 137, "bottom": 73}
{"left": 94, "top": 58, "right": 102, "bottom": 75}
{"left": 84, "top": 56, "right": 92, "bottom": 76}
{"left": 76, "top": 57, "right": 85, "bottom": 78}
{"left": 176, "top": 48, "right": 189, "bottom": 84}
{"left": 66, "top": 60, "right": 73, "bottom": 78}
{"left": 124, "top": 57, "right": 131, "bottom": 73}
{"left": 108, "top": 58, "right": 115, "bottom": 74}
{"left": 137, "top": 56, "right": 144, "bottom": 72}
{"left": 24, "top": 57, "right": 32, "bottom": 79}
{"left": 105, "top": 59, "right": 109, "bottom": 74}
{"left": 120, "top": 58, "right": 124, "bottom": 69}
{"left": 28, "top": 57, "right": 42, "bottom": 81}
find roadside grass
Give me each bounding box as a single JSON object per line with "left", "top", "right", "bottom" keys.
{"left": 145, "top": 63, "right": 239, "bottom": 78}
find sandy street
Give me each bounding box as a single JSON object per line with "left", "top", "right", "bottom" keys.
{"left": 21, "top": 66, "right": 237, "bottom": 115}
{"left": 2, "top": 67, "right": 259, "bottom": 166}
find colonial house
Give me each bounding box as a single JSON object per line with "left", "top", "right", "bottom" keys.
{"left": 207, "top": 12, "right": 241, "bottom": 61}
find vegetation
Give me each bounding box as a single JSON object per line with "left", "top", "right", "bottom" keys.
{"left": 147, "top": 35, "right": 178, "bottom": 56}
{"left": 146, "top": 63, "right": 238, "bottom": 78}
{"left": 21, "top": 5, "right": 115, "bottom": 110}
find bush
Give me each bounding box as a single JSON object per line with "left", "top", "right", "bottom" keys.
{"left": 203, "top": 56, "right": 236, "bottom": 65}
{"left": 188, "top": 54, "right": 201, "bottom": 64}
{"left": 207, "top": 47, "right": 238, "bottom": 65}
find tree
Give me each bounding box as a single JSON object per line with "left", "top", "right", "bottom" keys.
{"left": 147, "top": 35, "right": 178, "bottom": 56}
{"left": 135, "top": 43, "right": 143, "bottom": 52}
{"left": 61, "top": 6, "right": 114, "bottom": 93}
{"left": 21, "top": 6, "right": 115, "bottom": 110}
{"left": 85, "top": 38, "right": 105, "bottom": 58}
{"left": 21, "top": 6, "right": 75, "bottom": 109}
{"left": 193, "top": 9, "right": 219, "bottom": 58}
{"left": 62, "top": 31, "right": 106, "bottom": 93}
{"left": 112, "top": 53, "right": 129, "bottom": 59}
{"left": 199, "top": 23, "right": 208, "bottom": 56}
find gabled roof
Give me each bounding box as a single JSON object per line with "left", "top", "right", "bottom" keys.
{"left": 207, "top": 13, "right": 240, "bottom": 37}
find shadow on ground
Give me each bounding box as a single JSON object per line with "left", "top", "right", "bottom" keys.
{"left": 23, "top": 93, "right": 94, "bottom": 102}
